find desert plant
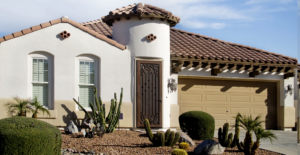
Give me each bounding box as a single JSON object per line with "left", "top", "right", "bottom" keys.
{"left": 144, "top": 119, "right": 180, "bottom": 147}
{"left": 218, "top": 123, "right": 233, "bottom": 147}
{"left": 29, "top": 96, "right": 51, "bottom": 119}
{"left": 171, "top": 149, "right": 187, "bottom": 155}
{"left": 0, "top": 116, "right": 61, "bottom": 154}
{"left": 179, "top": 142, "right": 189, "bottom": 150}
{"left": 5, "top": 97, "right": 30, "bottom": 116}
{"left": 235, "top": 113, "right": 277, "bottom": 155}
{"left": 73, "top": 87, "right": 123, "bottom": 133}
{"left": 179, "top": 111, "right": 215, "bottom": 140}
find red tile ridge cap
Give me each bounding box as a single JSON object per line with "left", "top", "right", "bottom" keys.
{"left": 171, "top": 28, "right": 298, "bottom": 63}
{"left": 0, "top": 17, "right": 126, "bottom": 50}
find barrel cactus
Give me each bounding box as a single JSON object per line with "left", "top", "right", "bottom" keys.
{"left": 179, "top": 142, "right": 189, "bottom": 150}
{"left": 171, "top": 149, "right": 188, "bottom": 155}
{"left": 0, "top": 116, "right": 61, "bottom": 155}
{"left": 144, "top": 119, "right": 180, "bottom": 147}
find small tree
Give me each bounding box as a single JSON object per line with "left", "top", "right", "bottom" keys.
{"left": 29, "top": 97, "right": 51, "bottom": 119}
{"left": 236, "top": 113, "right": 277, "bottom": 155}
{"left": 5, "top": 97, "right": 30, "bottom": 116}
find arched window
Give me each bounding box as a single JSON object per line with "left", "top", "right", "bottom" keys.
{"left": 29, "top": 52, "right": 53, "bottom": 109}
{"left": 75, "top": 55, "right": 100, "bottom": 110}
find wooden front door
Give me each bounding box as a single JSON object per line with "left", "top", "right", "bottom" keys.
{"left": 136, "top": 60, "right": 162, "bottom": 128}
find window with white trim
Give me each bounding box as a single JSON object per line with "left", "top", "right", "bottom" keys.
{"left": 79, "top": 61, "right": 95, "bottom": 108}
{"left": 32, "top": 58, "right": 49, "bottom": 107}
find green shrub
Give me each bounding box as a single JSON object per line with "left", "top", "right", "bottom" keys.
{"left": 171, "top": 149, "right": 187, "bottom": 155}
{"left": 0, "top": 116, "right": 61, "bottom": 155}
{"left": 179, "top": 142, "right": 189, "bottom": 150}
{"left": 179, "top": 111, "right": 215, "bottom": 140}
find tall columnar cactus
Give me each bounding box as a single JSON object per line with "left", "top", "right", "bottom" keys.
{"left": 165, "top": 129, "right": 171, "bottom": 143}
{"left": 218, "top": 128, "right": 223, "bottom": 145}
{"left": 218, "top": 123, "right": 231, "bottom": 147}
{"left": 144, "top": 119, "right": 180, "bottom": 147}
{"left": 73, "top": 87, "right": 123, "bottom": 133}
{"left": 166, "top": 131, "right": 175, "bottom": 146}
{"left": 226, "top": 133, "right": 233, "bottom": 148}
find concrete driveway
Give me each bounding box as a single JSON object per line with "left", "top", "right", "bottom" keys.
{"left": 214, "top": 130, "right": 297, "bottom": 155}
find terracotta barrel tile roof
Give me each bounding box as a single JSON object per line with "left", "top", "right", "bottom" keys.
{"left": 83, "top": 20, "right": 297, "bottom": 65}
{"left": 102, "top": 3, "right": 180, "bottom": 27}
{"left": 170, "top": 28, "right": 297, "bottom": 64}
{"left": 0, "top": 18, "right": 126, "bottom": 50}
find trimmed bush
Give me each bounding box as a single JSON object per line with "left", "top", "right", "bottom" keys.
{"left": 171, "top": 149, "right": 187, "bottom": 155}
{"left": 179, "top": 111, "right": 215, "bottom": 140}
{"left": 0, "top": 116, "right": 61, "bottom": 155}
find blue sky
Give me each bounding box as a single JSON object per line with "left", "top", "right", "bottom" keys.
{"left": 0, "top": 0, "right": 298, "bottom": 60}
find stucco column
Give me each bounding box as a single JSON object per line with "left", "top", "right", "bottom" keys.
{"left": 278, "top": 74, "right": 296, "bottom": 131}
{"left": 169, "top": 74, "right": 179, "bottom": 128}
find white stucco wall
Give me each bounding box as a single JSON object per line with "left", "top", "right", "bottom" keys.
{"left": 0, "top": 23, "right": 131, "bottom": 109}
{"left": 113, "top": 17, "right": 171, "bottom": 128}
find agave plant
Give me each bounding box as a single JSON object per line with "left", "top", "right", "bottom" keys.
{"left": 29, "top": 96, "right": 51, "bottom": 119}
{"left": 5, "top": 97, "right": 30, "bottom": 116}
{"left": 73, "top": 87, "right": 123, "bottom": 133}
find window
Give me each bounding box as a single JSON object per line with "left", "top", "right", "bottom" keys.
{"left": 79, "top": 61, "right": 95, "bottom": 108}
{"left": 32, "top": 58, "right": 49, "bottom": 107}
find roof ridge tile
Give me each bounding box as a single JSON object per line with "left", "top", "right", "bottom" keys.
{"left": 0, "top": 17, "right": 126, "bottom": 50}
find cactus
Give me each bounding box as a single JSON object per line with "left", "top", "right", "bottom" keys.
{"left": 179, "top": 142, "right": 189, "bottom": 150}
{"left": 171, "top": 132, "right": 181, "bottom": 147}
{"left": 226, "top": 133, "right": 233, "bottom": 147}
{"left": 218, "top": 123, "right": 232, "bottom": 147}
{"left": 73, "top": 87, "right": 123, "bottom": 133}
{"left": 144, "top": 119, "right": 153, "bottom": 142}
{"left": 165, "top": 129, "right": 171, "bottom": 143}
{"left": 159, "top": 132, "right": 165, "bottom": 147}
{"left": 166, "top": 131, "right": 175, "bottom": 146}
{"left": 143, "top": 120, "right": 180, "bottom": 147}
{"left": 222, "top": 123, "right": 229, "bottom": 145}
{"left": 218, "top": 127, "right": 223, "bottom": 145}
{"left": 171, "top": 149, "right": 188, "bottom": 155}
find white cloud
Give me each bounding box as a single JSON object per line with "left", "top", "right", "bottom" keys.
{"left": 0, "top": 0, "right": 294, "bottom": 34}
{"left": 245, "top": 0, "right": 294, "bottom": 4}
{"left": 181, "top": 20, "right": 226, "bottom": 29}
{"left": 211, "top": 23, "right": 226, "bottom": 29}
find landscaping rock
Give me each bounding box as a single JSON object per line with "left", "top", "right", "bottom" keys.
{"left": 194, "top": 139, "right": 224, "bottom": 155}
{"left": 208, "top": 143, "right": 224, "bottom": 155}
{"left": 178, "top": 131, "right": 195, "bottom": 146}
{"left": 65, "top": 120, "right": 78, "bottom": 134}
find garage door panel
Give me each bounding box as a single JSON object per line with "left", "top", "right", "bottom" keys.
{"left": 178, "top": 78, "right": 277, "bottom": 129}
{"left": 230, "top": 107, "right": 251, "bottom": 114}
{"left": 180, "top": 107, "right": 202, "bottom": 114}
{"left": 180, "top": 94, "right": 201, "bottom": 101}
{"left": 230, "top": 95, "right": 251, "bottom": 102}
{"left": 206, "top": 107, "right": 227, "bottom": 115}
{"left": 204, "top": 94, "right": 227, "bottom": 102}
{"left": 215, "top": 119, "right": 227, "bottom": 127}
{"left": 253, "top": 108, "right": 267, "bottom": 115}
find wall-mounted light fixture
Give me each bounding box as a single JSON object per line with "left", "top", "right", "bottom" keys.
{"left": 287, "top": 84, "right": 293, "bottom": 95}
{"left": 168, "top": 78, "right": 177, "bottom": 92}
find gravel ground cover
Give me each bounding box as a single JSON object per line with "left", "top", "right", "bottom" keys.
{"left": 61, "top": 130, "right": 283, "bottom": 155}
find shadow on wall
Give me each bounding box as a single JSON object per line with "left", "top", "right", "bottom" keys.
{"left": 61, "top": 104, "right": 80, "bottom": 126}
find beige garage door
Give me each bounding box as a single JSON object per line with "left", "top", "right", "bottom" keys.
{"left": 178, "top": 78, "right": 277, "bottom": 129}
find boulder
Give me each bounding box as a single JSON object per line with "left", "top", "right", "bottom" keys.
{"left": 178, "top": 131, "right": 195, "bottom": 146}
{"left": 65, "top": 120, "right": 78, "bottom": 134}
{"left": 194, "top": 139, "right": 224, "bottom": 155}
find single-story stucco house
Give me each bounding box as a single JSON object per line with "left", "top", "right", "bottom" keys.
{"left": 0, "top": 3, "right": 299, "bottom": 131}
